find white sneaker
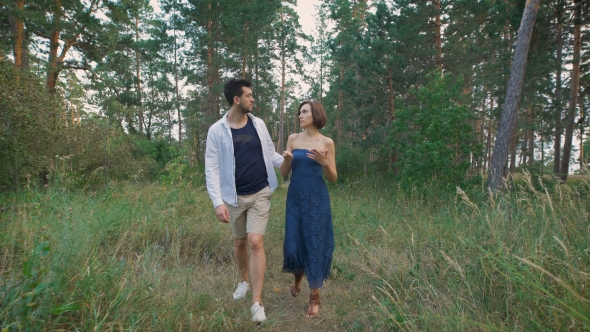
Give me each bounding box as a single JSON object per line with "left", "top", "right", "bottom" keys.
{"left": 232, "top": 281, "right": 250, "bottom": 300}
{"left": 251, "top": 302, "right": 266, "bottom": 323}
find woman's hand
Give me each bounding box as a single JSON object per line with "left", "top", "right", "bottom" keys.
{"left": 307, "top": 149, "right": 329, "bottom": 167}
{"left": 283, "top": 150, "right": 293, "bottom": 161}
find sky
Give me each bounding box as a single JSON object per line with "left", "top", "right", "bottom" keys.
{"left": 295, "top": 0, "right": 324, "bottom": 36}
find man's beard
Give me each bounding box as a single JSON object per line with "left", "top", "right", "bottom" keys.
{"left": 239, "top": 104, "right": 252, "bottom": 114}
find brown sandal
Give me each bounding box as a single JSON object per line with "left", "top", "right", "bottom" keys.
{"left": 306, "top": 293, "right": 320, "bottom": 318}
{"left": 290, "top": 285, "right": 301, "bottom": 297}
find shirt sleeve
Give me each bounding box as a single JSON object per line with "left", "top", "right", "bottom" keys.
{"left": 204, "top": 125, "right": 224, "bottom": 208}
{"left": 260, "top": 119, "right": 284, "bottom": 168}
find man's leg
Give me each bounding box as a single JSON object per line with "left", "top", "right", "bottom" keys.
{"left": 234, "top": 237, "right": 249, "bottom": 282}
{"left": 247, "top": 233, "right": 265, "bottom": 305}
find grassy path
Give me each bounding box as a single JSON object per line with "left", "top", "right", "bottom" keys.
{"left": 1, "top": 177, "right": 589, "bottom": 330}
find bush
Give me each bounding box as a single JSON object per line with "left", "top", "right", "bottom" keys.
{"left": 0, "top": 62, "right": 63, "bottom": 188}
{"left": 391, "top": 72, "right": 482, "bottom": 188}
{"left": 0, "top": 61, "right": 156, "bottom": 190}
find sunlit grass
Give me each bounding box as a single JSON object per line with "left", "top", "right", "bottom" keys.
{"left": 0, "top": 174, "right": 588, "bottom": 330}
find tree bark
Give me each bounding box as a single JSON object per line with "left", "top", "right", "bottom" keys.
{"left": 241, "top": 22, "right": 249, "bottom": 79}
{"left": 487, "top": 0, "right": 540, "bottom": 191}
{"left": 528, "top": 105, "right": 534, "bottom": 167}
{"left": 484, "top": 93, "right": 493, "bottom": 172}
{"left": 579, "top": 100, "right": 585, "bottom": 171}
{"left": 13, "top": 0, "right": 25, "bottom": 69}
{"left": 337, "top": 63, "right": 344, "bottom": 145}
{"left": 135, "top": 15, "right": 143, "bottom": 134}
{"left": 173, "top": 2, "right": 182, "bottom": 148}
{"left": 278, "top": 7, "right": 286, "bottom": 152}
{"left": 559, "top": 0, "right": 581, "bottom": 181}
{"left": 433, "top": 0, "right": 442, "bottom": 71}
{"left": 553, "top": 2, "right": 564, "bottom": 175}
{"left": 509, "top": 129, "right": 517, "bottom": 173}
{"left": 207, "top": 1, "right": 217, "bottom": 124}
{"left": 46, "top": 0, "right": 62, "bottom": 94}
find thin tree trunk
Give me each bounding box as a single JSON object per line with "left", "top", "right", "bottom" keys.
{"left": 485, "top": 94, "right": 493, "bottom": 172}
{"left": 559, "top": 0, "right": 581, "bottom": 181}
{"left": 279, "top": 50, "right": 286, "bottom": 152}
{"left": 241, "top": 22, "right": 249, "bottom": 79}
{"left": 487, "top": 0, "right": 540, "bottom": 190}
{"left": 46, "top": 0, "right": 61, "bottom": 95}
{"left": 433, "top": 0, "right": 442, "bottom": 71}
{"left": 528, "top": 105, "right": 534, "bottom": 167}
{"left": 579, "top": 100, "right": 585, "bottom": 171}
{"left": 521, "top": 120, "right": 528, "bottom": 165}
{"left": 337, "top": 64, "right": 344, "bottom": 145}
{"left": 135, "top": 15, "right": 143, "bottom": 134}
{"left": 13, "top": 0, "right": 24, "bottom": 69}
{"left": 553, "top": 2, "right": 564, "bottom": 175}
{"left": 207, "top": 2, "right": 216, "bottom": 123}
{"left": 173, "top": 0, "right": 182, "bottom": 147}
{"left": 510, "top": 130, "right": 517, "bottom": 173}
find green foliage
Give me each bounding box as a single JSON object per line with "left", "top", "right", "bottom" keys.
{"left": 0, "top": 174, "right": 589, "bottom": 330}
{"left": 391, "top": 73, "right": 481, "bottom": 187}
{"left": 0, "top": 62, "right": 63, "bottom": 188}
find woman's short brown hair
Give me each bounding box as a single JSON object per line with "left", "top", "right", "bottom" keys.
{"left": 298, "top": 100, "right": 327, "bottom": 129}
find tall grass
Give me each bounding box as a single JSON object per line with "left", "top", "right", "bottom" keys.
{"left": 0, "top": 173, "right": 588, "bottom": 330}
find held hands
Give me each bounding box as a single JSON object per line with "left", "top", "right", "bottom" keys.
{"left": 283, "top": 150, "right": 293, "bottom": 161}
{"left": 308, "top": 149, "right": 329, "bottom": 167}
{"left": 215, "top": 204, "right": 230, "bottom": 223}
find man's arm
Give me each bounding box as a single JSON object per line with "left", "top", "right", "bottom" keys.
{"left": 259, "top": 119, "right": 284, "bottom": 168}
{"left": 204, "top": 126, "right": 224, "bottom": 208}
{"left": 204, "top": 126, "right": 231, "bottom": 223}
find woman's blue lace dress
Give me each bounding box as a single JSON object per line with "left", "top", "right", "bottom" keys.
{"left": 283, "top": 149, "right": 334, "bottom": 289}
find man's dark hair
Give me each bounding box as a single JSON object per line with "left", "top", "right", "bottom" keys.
{"left": 224, "top": 79, "right": 252, "bottom": 106}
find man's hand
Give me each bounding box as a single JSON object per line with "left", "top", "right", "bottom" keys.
{"left": 282, "top": 150, "right": 293, "bottom": 161}
{"left": 215, "top": 204, "right": 230, "bottom": 223}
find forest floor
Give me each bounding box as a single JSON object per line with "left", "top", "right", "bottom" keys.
{"left": 1, "top": 175, "right": 589, "bottom": 331}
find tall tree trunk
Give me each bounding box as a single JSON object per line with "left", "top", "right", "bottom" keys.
{"left": 135, "top": 15, "right": 143, "bottom": 134}
{"left": 13, "top": 0, "right": 24, "bottom": 69}
{"left": 46, "top": 0, "right": 62, "bottom": 94}
{"left": 521, "top": 119, "right": 528, "bottom": 165}
{"left": 509, "top": 130, "right": 517, "bottom": 173}
{"left": 279, "top": 49, "right": 286, "bottom": 152}
{"left": 559, "top": 0, "right": 581, "bottom": 181}
{"left": 433, "top": 0, "right": 442, "bottom": 71}
{"left": 337, "top": 64, "right": 344, "bottom": 146}
{"left": 241, "top": 22, "right": 249, "bottom": 79}
{"left": 173, "top": 1, "right": 182, "bottom": 148}
{"left": 553, "top": 2, "right": 564, "bottom": 175}
{"left": 207, "top": 2, "right": 216, "bottom": 124}
{"left": 528, "top": 105, "right": 534, "bottom": 167}
{"left": 487, "top": 0, "right": 540, "bottom": 191}
{"left": 578, "top": 100, "right": 585, "bottom": 171}
{"left": 485, "top": 93, "right": 493, "bottom": 172}
{"left": 319, "top": 40, "right": 324, "bottom": 102}
{"left": 387, "top": 67, "right": 395, "bottom": 120}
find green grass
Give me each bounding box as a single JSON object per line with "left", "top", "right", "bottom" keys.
{"left": 0, "top": 174, "right": 589, "bottom": 331}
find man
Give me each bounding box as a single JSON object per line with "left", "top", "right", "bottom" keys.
{"left": 205, "top": 78, "right": 283, "bottom": 323}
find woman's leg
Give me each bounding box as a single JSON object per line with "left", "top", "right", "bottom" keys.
{"left": 291, "top": 269, "right": 304, "bottom": 297}
{"left": 306, "top": 288, "right": 320, "bottom": 318}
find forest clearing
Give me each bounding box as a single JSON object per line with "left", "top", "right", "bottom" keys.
{"left": 1, "top": 174, "right": 589, "bottom": 330}
{"left": 1, "top": 0, "right": 590, "bottom": 330}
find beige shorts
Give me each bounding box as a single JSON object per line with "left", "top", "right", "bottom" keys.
{"left": 225, "top": 186, "right": 272, "bottom": 238}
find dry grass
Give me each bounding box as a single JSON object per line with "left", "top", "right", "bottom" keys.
{"left": 0, "top": 175, "right": 589, "bottom": 330}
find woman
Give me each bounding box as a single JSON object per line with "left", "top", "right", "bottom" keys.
{"left": 279, "top": 100, "right": 337, "bottom": 318}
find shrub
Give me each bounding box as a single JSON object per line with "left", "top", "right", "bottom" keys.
{"left": 391, "top": 72, "right": 482, "bottom": 188}
{"left": 0, "top": 62, "right": 63, "bottom": 188}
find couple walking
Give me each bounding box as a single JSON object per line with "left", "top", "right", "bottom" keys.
{"left": 204, "top": 78, "right": 337, "bottom": 323}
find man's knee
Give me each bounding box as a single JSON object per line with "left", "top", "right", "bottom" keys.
{"left": 234, "top": 237, "right": 248, "bottom": 250}
{"left": 247, "top": 233, "right": 264, "bottom": 251}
